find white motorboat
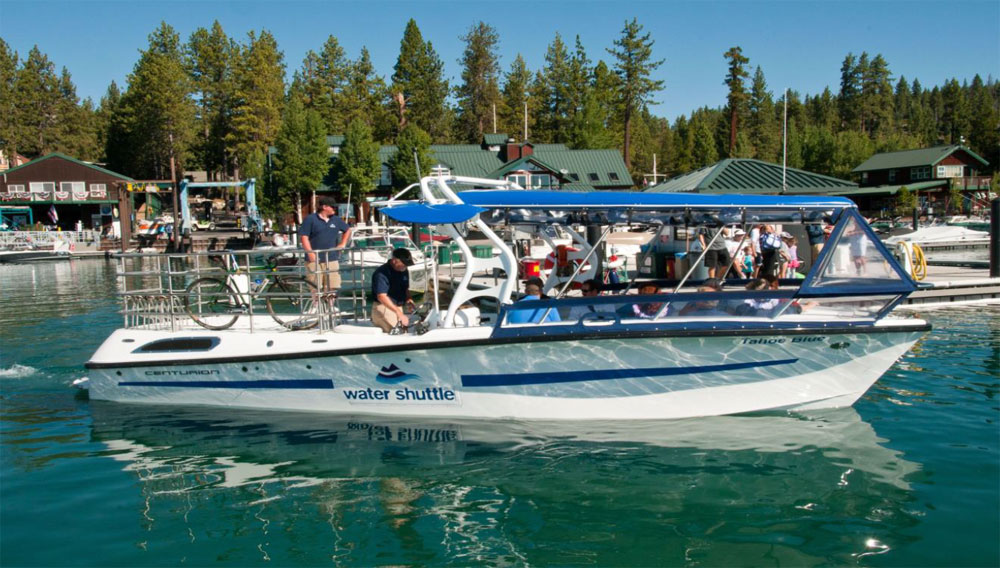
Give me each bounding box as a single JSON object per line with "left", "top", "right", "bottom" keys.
{"left": 83, "top": 176, "right": 929, "bottom": 420}
{"left": 885, "top": 224, "right": 989, "bottom": 246}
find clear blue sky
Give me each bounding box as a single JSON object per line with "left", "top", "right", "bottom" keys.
{"left": 2, "top": 0, "right": 998, "bottom": 123}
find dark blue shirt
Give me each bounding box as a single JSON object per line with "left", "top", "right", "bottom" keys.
{"left": 371, "top": 262, "right": 409, "bottom": 306}
{"left": 298, "top": 213, "right": 349, "bottom": 261}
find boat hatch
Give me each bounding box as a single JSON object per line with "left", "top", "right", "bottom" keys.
{"left": 133, "top": 337, "right": 221, "bottom": 353}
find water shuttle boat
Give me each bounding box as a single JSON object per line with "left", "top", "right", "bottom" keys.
{"left": 83, "top": 176, "right": 929, "bottom": 420}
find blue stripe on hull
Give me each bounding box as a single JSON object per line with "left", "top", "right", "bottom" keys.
{"left": 118, "top": 379, "right": 334, "bottom": 389}
{"left": 461, "top": 359, "right": 798, "bottom": 388}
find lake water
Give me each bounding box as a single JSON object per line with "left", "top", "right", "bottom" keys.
{"left": 1, "top": 259, "right": 997, "bottom": 566}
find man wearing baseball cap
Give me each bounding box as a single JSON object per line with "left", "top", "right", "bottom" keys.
{"left": 371, "top": 247, "right": 416, "bottom": 333}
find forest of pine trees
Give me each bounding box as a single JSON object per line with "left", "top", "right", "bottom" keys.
{"left": 2, "top": 18, "right": 998, "bottom": 214}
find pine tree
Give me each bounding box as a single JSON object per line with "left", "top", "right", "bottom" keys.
{"left": 118, "top": 23, "right": 197, "bottom": 179}
{"left": 723, "top": 46, "right": 750, "bottom": 156}
{"left": 838, "top": 53, "right": 862, "bottom": 132}
{"left": 0, "top": 39, "right": 18, "bottom": 158}
{"left": 861, "top": 54, "right": 894, "bottom": 137}
{"left": 539, "top": 33, "right": 571, "bottom": 142}
{"left": 455, "top": 21, "right": 502, "bottom": 143}
{"left": 940, "top": 78, "right": 970, "bottom": 144}
{"left": 273, "top": 96, "right": 328, "bottom": 218}
{"left": 967, "top": 75, "right": 999, "bottom": 168}
{"left": 747, "top": 66, "right": 780, "bottom": 162}
{"left": 227, "top": 30, "right": 285, "bottom": 180}
{"left": 97, "top": 81, "right": 128, "bottom": 169}
{"left": 391, "top": 20, "right": 450, "bottom": 140}
{"left": 607, "top": 18, "right": 664, "bottom": 170}
{"left": 186, "top": 21, "right": 236, "bottom": 179}
{"left": 565, "top": 36, "right": 593, "bottom": 142}
{"left": 893, "top": 76, "right": 912, "bottom": 135}
{"left": 341, "top": 47, "right": 392, "bottom": 141}
{"left": 498, "top": 54, "right": 533, "bottom": 140}
{"left": 296, "top": 36, "right": 350, "bottom": 134}
{"left": 13, "top": 46, "right": 62, "bottom": 157}
{"left": 690, "top": 110, "right": 719, "bottom": 167}
{"left": 389, "top": 124, "right": 433, "bottom": 189}
{"left": 335, "top": 119, "right": 381, "bottom": 204}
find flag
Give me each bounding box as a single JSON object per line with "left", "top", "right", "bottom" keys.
{"left": 48, "top": 205, "right": 58, "bottom": 224}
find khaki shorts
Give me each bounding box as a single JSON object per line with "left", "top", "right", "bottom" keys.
{"left": 307, "top": 260, "right": 341, "bottom": 291}
{"left": 371, "top": 303, "right": 400, "bottom": 333}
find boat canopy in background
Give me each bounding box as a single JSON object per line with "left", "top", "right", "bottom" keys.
{"left": 456, "top": 190, "right": 853, "bottom": 226}
{"left": 381, "top": 203, "right": 486, "bottom": 225}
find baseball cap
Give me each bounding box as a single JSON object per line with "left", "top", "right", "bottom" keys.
{"left": 392, "top": 248, "right": 414, "bottom": 266}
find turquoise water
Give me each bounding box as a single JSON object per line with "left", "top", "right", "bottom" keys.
{"left": 1, "top": 260, "right": 998, "bottom": 567}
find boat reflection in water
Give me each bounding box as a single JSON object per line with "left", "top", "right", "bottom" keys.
{"left": 89, "top": 401, "right": 921, "bottom": 564}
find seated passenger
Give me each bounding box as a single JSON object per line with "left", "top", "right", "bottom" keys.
{"left": 677, "top": 278, "right": 727, "bottom": 316}
{"left": 628, "top": 282, "right": 663, "bottom": 319}
{"left": 519, "top": 276, "right": 550, "bottom": 300}
{"left": 735, "top": 277, "right": 780, "bottom": 316}
{"left": 566, "top": 278, "right": 603, "bottom": 321}
{"left": 508, "top": 283, "right": 561, "bottom": 324}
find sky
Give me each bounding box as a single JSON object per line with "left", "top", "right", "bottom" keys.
{"left": 2, "top": 0, "right": 998, "bottom": 123}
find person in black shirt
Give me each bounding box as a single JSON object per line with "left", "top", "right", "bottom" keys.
{"left": 371, "top": 248, "right": 416, "bottom": 333}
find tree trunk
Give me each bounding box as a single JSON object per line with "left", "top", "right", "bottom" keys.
{"left": 729, "top": 108, "right": 738, "bottom": 156}
{"left": 623, "top": 105, "right": 632, "bottom": 170}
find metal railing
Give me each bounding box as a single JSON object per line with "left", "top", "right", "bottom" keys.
{"left": 112, "top": 243, "right": 440, "bottom": 334}
{"left": 0, "top": 230, "right": 102, "bottom": 250}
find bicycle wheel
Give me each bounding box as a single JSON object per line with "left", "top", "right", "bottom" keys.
{"left": 184, "top": 277, "right": 241, "bottom": 330}
{"left": 265, "top": 276, "right": 320, "bottom": 330}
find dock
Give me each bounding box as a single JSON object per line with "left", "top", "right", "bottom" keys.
{"left": 897, "top": 263, "right": 1000, "bottom": 308}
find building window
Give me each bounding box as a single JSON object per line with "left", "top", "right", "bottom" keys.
{"left": 29, "top": 182, "right": 55, "bottom": 200}
{"left": 911, "top": 166, "right": 931, "bottom": 180}
{"left": 531, "top": 174, "right": 554, "bottom": 189}
{"left": 936, "top": 164, "right": 963, "bottom": 178}
{"left": 507, "top": 174, "right": 527, "bottom": 187}
{"left": 588, "top": 173, "right": 599, "bottom": 182}
{"left": 608, "top": 172, "right": 620, "bottom": 181}
{"left": 330, "top": 146, "right": 340, "bottom": 154}
{"left": 569, "top": 173, "right": 580, "bottom": 181}
{"left": 888, "top": 169, "right": 896, "bottom": 182}
{"left": 7, "top": 184, "right": 25, "bottom": 193}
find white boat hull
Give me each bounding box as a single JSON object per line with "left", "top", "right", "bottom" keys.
{"left": 85, "top": 321, "right": 924, "bottom": 420}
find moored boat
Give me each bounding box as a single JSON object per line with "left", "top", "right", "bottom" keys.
{"left": 83, "top": 176, "right": 929, "bottom": 420}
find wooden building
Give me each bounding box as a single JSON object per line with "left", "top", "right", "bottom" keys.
{"left": 848, "top": 144, "right": 992, "bottom": 214}
{"left": 0, "top": 153, "right": 131, "bottom": 230}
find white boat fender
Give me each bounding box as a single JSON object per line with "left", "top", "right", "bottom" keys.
{"left": 72, "top": 377, "right": 90, "bottom": 390}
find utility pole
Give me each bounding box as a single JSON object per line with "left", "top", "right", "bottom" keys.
{"left": 782, "top": 88, "right": 788, "bottom": 194}
{"left": 523, "top": 100, "right": 528, "bottom": 141}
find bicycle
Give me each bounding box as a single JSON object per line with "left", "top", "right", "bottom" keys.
{"left": 184, "top": 252, "right": 320, "bottom": 331}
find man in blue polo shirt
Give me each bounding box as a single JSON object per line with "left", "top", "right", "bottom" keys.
{"left": 371, "top": 248, "right": 416, "bottom": 333}
{"left": 299, "top": 197, "right": 352, "bottom": 294}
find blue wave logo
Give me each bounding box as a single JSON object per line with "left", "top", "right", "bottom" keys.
{"left": 376, "top": 364, "right": 420, "bottom": 384}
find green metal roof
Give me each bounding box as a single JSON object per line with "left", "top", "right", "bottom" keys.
{"left": 2, "top": 152, "right": 134, "bottom": 181}
{"left": 852, "top": 144, "right": 989, "bottom": 173}
{"left": 482, "top": 133, "right": 509, "bottom": 146}
{"left": 646, "top": 159, "right": 855, "bottom": 194}
{"left": 532, "top": 149, "right": 633, "bottom": 188}
{"left": 319, "top": 136, "right": 633, "bottom": 189}
{"left": 487, "top": 155, "right": 568, "bottom": 180}
{"left": 827, "top": 180, "right": 947, "bottom": 196}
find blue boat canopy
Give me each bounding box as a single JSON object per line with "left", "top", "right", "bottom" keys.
{"left": 381, "top": 202, "right": 486, "bottom": 225}
{"left": 456, "top": 190, "right": 853, "bottom": 226}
